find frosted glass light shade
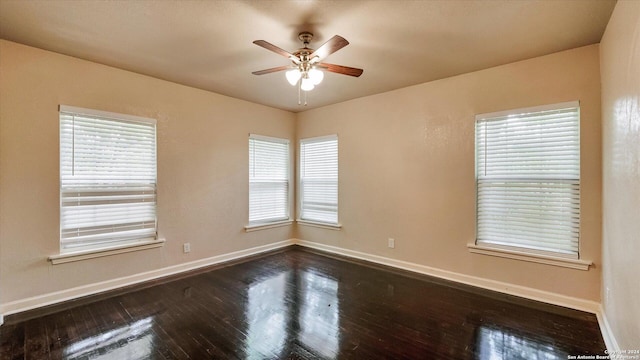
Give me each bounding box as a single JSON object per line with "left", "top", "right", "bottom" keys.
{"left": 300, "top": 77, "right": 315, "bottom": 91}
{"left": 309, "top": 68, "right": 324, "bottom": 85}
{"left": 285, "top": 69, "right": 301, "bottom": 86}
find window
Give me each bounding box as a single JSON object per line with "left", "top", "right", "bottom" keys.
{"left": 248, "top": 134, "right": 290, "bottom": 225}
{"left": 299, "top": 135, "right": 339, "bottom": 225}
{"left": 59, "top": 105, "right": 157, "bottom": 253}
{"left": 475, "top": 101, "right": 580, "bottom": 258}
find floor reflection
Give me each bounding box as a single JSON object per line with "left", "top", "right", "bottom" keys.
{"left": 244, "top": 271, "right": 291, "bottom": 359}
{"left": 476, "top": 326, "right": 567, "bottom": 360}
{"left": 243, "top": 269, "right": 340, "bottom": 359}
{"left": 298, "top": 271, "right": 339, "bottom": 359}
{"left": 63, "top": 317, "right": 154, "bottom": 360}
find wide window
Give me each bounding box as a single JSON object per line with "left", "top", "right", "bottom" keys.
{"left": 475, "top": 101, "right": 580, "bottom": 258}
{"left": 248, "top": 134, "right": 290, "bottom": 225}
{"left": 299, "top": 135, "right": 339, "bottom": 225}
{"left": 59, "top": 105, "right": 157, "bottom": 253}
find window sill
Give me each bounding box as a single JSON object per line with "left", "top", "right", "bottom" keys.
{"left": 48, "top": 239, "right": 165, "bottom": 265}
{"left": 467, "top": 243, "right": 592, "bottom": 270}
{"left": 297, "top": 219, "right": 342, "bottom": 230}
{"left": 244, "top": 220, "right": 293, "bottom": 232}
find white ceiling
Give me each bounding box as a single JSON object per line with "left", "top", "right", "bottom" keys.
{"left": 0, "top": 0, "right": 616, "bottom": 112}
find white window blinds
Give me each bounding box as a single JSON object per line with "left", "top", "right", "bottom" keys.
{"left": 60, "top": 105, "right": 157, "bottom": 252}
{"left": 249, "top": 134, "right": 290, "bottom": 224}
{"left": 475, "top": 101, "right": 580, "bottom": 257}
{"left": 300, "top": 135, "right": 338, "bottom": 224}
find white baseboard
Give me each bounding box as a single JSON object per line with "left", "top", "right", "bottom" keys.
{"left": 0, "top": 240, "right": 294, "bottom": 317}
{"left": 292, "top": 239, "right": 601, "bottom": 314}
{"left": 597, "top": 305, "right": 620, "bottom": 352}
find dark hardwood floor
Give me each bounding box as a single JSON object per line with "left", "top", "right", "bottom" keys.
{"left": 1, "top": 246, "right": 606, "bottom": 359}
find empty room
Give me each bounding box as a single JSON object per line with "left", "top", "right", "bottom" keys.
{"left": 0, "top": 0, "right": 638, "bottom": 358}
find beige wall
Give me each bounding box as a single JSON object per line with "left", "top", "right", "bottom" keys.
{"left": 600, "top": 0, "right": 640, "bottom": 349}
{"left": 0, "top": 40, "right": 296, "bottom": 306}
{"left": 296, "top": 44, "right": 602, "bottom": 301}
{"left": 0, "top": 38, "right": 607, "bottom": 314}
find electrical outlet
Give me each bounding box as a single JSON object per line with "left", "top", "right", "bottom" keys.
{"left": 606, "top": 287, "right": 611, "bottom": 302}
{"left": 388, "top": 238, "right": 395, "bottom": 249}
{"left": 183, "top": 243, "right": 191, "bottom": 253}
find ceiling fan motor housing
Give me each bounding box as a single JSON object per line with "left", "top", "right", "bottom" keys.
{"left": 298, "top": 31, "right": 314, "bottom": 46}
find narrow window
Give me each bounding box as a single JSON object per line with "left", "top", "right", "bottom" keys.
{"left": 59, "top": 105, "right": 157, "bottom": 253}
{"left": 475, "top": 101, "right": 580, "bottom": 258}
{"left": 299, "top": 135, "right": 339, "bottom": 225}
{"left": 248, "top": 134, "right": 290, "bottom": 224}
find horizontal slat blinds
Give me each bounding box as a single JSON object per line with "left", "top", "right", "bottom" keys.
{"left": 300, "top": 135, "right": 338, "bottom": 224}
{"left": 249, "top": 134, "right": 290, "bottom": 224}
{"left": 476, "top": 102, "right": 580, "bottom": 257}
{"left": 60, "top": 106, "right": 157, "bottom": 252}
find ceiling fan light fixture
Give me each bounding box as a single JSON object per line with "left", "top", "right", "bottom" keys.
{"left": 300, "top": 77, "right": 315, "bottom": 91}
{"left": 309, "top": 68, "right": 324, "bottom": 85}
{"left": 285, "top": 69, "right": 301, "bottom": 86}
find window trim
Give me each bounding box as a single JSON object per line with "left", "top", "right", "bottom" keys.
{"left": 297, "top": 134, "right": 340, "bottom": 227}
{"left": 297, "top": 219, "right": 342, "bottom": 230}
{"left": 58, "top": 105, "right": 158, "bottom": 254}
{"left": 49, "top": 238, "right": 165, "bottom": 265}
{"left": 244, "top": 220, "right": 293, "bottom": 232}
{"left": 474, "top": 101, "right": 579, "bottom": 123}
{"left": 59, "top": 105, "right": 158, "bottom": 125}
{"left": 247, "top": 134, "right": 292, "bottom": 229}
{"left": 473, "top": 101, "right": 584, "bottom": 264}
{"left": 467, "top": 243, "right": 592, "bottom": 270}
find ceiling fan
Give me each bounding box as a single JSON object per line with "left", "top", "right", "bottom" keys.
{"left": 252, "top": 32, "right": 363, "bottom": 105}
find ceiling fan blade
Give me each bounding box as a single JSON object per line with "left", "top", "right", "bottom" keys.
{"left": 317, "top": 63, "right": 364, "bottom": 77}
{"left": 310, "top": 35, "right": 349, "bottom": 61}
{"left": 253, "top": 40, "right": 299, "bottom": 62}
{"left": 252, "top": 65, "right": 291, "bottom": 75}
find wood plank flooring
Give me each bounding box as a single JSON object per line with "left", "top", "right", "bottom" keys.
{"left": 0, "top": 246, "right": 606, "bottom": 359}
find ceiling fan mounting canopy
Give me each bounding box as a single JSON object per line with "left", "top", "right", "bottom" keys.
{"left": 298, "top": 31, "right": 313, "bottom": 46}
